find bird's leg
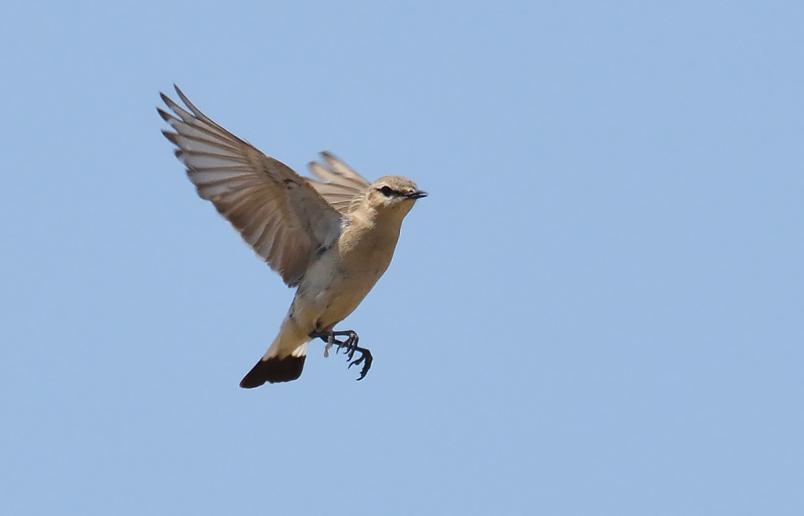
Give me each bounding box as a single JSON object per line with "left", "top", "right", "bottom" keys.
{"left": 308, "top": 329, "right": 374, "bottom": 381}
{"left": 311, "top": 329, "right": 358, "bottom": 356}
{"left": 322, "top": 333, "right": 335, "bottom": 357}
{"left": 310, "top": 330, "right": 346, "bottom": 355}
{"left": 338, "top": 330, "right": 359, "bottom": 359}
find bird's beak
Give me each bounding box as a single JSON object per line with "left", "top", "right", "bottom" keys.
{"left": 407, "top": 190, "right": 428, "bottom": 199}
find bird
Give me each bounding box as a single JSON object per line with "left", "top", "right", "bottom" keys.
{"left": 157, "top": 85, "right": 426, "bottom": 388}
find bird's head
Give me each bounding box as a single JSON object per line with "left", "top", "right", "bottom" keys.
{"left": 366, "top": 176, "right": 427, "bottom": 216}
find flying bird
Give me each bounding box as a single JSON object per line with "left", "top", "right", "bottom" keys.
{"left": 158, "top": 86, "right": 426, "bottom": 388}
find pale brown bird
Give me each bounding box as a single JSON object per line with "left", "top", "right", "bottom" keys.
{"left": 158, "top": 86, "right": 426, "bottom": 388}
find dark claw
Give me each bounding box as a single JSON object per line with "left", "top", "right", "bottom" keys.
{"left": 309, "top": 329, "right": 372, "bottom": 380}
{"left": 348, "top": 349, "right": 372, "bottom": 381}
{"left": 356, "top": 354, "right": 372, "bottom": 381}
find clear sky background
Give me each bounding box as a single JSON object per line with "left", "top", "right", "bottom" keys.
{"left": 1, "top": 1, "right": 803, "bottom": 514}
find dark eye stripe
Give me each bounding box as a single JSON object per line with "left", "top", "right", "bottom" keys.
{"left": 379, "top": 186, "right": 395, "bottom": 197}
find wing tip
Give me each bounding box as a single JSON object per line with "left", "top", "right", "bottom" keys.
{"left": 156, "top": 106, "right": 172, "bottom": 122}
{"left": 161, "top": 130, "right": 178, "bottom": 145}
{"left": 160, "top": 92, "right": 184, "bottom": 115}
{"left": 173, "top": 84, "right": 205, "bottom": 118}
{"left": 173, "top": 83, "right": 188, "bottom": 103}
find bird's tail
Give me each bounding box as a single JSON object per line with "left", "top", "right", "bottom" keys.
{"left": 239, "top": 318, "right": 309, "bottom": 389}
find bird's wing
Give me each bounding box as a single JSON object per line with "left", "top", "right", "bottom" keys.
{"left": 307, "top": 152, "right": 371, "bottom": 214}
{"left": 159, "top": 86, "right": 342, "bottom": 287}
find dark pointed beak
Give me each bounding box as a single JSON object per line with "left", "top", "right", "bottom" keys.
{"left": 407, "top": 190, "right": 428, "bottom": 199}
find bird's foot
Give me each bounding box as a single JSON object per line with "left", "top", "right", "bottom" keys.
{"left": 309, "top": 329, "right": 373, "bottom": 380}
{"left": 337, "top": 331, "right": 359, "bottom": 359}
{"left": 347, "top": 347, "right": 373, "bottom": 381}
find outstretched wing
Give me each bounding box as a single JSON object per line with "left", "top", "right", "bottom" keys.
{"left": 307, "top": 152, "right": 370, "bottom": 214}
{"left": 158, "top": 85, "right": 342, "bottom": 287}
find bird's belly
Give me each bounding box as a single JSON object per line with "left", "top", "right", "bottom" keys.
{"left": 301, "top": 261, "right": 387, "bottom": 329}
{"left": 315, "top": 273, "right": 377, "bottom": 328}
{"left": 294, "top": 239, "right": 395, "bottom": 331}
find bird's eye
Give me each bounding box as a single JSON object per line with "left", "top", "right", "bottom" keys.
{"left": 379, "top": 186, "right": 394, "bottom": 197}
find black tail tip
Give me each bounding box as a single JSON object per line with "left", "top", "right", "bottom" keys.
{"left": 239, "top": 355, "right": 306, "bottom": 388}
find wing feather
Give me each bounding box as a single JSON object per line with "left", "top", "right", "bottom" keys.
{"left": 306, "top": 153, "right": 370, "bottom": 214}
{"left": 159, "top": 85, "right": 342, "bottom": 286}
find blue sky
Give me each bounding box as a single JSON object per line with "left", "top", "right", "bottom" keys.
{"left": 2, "top": 1, "right": 803, "bottom": 514}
